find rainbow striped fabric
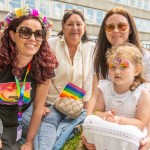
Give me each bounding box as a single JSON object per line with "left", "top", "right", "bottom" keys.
{"left": 59, "top": 82, "right": 86, "bottom": 100}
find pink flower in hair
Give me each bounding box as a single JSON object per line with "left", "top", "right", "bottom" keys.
{"left": 31, "top": 9, "right": 39, "bottom": 17}
{"left": 43, "top": 16, "right": 47, "bottom": 23}
{"left": 5, "top": 18, "right": 11, "bottom": 24}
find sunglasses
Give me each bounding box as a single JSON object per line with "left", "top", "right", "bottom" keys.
{"left": 15, "top": 27, "right": 46, "bottom": 42}
{"left": 105, "top": 22, "right": 129, "bottom": 32}
{"left": 64, "top": 9, "right": 84, "bottom": 16}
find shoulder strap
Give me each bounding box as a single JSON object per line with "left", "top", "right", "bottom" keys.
{"left": 51, "top": 79, "right": 60, "bottom": 94}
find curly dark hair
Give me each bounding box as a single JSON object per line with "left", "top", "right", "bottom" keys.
{"left": 0, "top": 15, "right": 58, "bottom": 84}
{"left": 94, "top": 7, "right": 141, "bottom": 79}
{"left": 57, "top": 9, "right": 89, "bottom": 42}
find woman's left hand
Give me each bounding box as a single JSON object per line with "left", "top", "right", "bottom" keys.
{"left": 20, "top": 141, "right": 33, "bottom": 150}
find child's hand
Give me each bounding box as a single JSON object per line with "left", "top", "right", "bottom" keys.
{"left": 104, "top": 110, "right": 117, "bottom": 122}
{"left": 113, "top": 116, "right": 120, "bottom": 124}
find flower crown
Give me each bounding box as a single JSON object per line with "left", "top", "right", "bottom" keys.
{"left": 4, "top": 6, "right": 53, "bottom": 30}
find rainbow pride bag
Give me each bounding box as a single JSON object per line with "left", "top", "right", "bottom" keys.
{"left": 52, "top": 81, "right": 86, "bottom": 119}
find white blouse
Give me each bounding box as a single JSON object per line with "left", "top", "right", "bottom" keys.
{"left": 47, "top": 36, "right": 95, "bottom": 104}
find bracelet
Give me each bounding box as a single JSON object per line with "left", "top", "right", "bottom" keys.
{"left": 93, "top": 111, "right": 97, "bottom": 115}
{"left": 93, "top": 110, "right": 101, "bottom": 115}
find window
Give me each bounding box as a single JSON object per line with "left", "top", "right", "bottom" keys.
{"left": 114, "top": 0, "right": 121, "bottom": 2}
{"left": 148, "top": 21, "right": 150, "bottom": 33}
{"left": 24, "top": 0, "right": 36, "bottom": 9}
{"left": 96, "top": 10, "right": 103, "bottom": 25}
{"left": 65, "top": 3, "right": 73, "bottom": 10}
{"left": 122, "top": 0, "right": 128, "bottom": 4}
{"left": 0, "top": 0, "right": 5, "bottom": 10}
{"left": 52, "top": 1, "right": 63, "bottom": 19}
{"left": 137, "top": 0, "right": 142, "bottom": 8}
{"left": 39, "top": 0, "right": 50, "bottom": 16}
{"left": 142, "top": 20, "right": 148, "bottom": 32}
{"left": 130, "top": 0, "right": 137, "bottom": 7}
{"left": 135, "top": 18, "right": 141, "bottom": 31}
{"left": 86, "top": 8, "right": 94, "bottom": 24}
{"left": 9, "top": 0, "right": 21, "bottom": 10}
{"left": 143, "top": 0, "right": 149, "bottom": 10}
{"left": 76, "top": 6, "right": 84, "bottom": 12}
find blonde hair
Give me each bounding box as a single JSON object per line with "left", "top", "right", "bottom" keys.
{"left": 106, "top": 42, "right": 145, "bottom": 91}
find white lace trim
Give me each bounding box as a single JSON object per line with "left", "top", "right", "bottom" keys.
{"left": 83, "top": 124, "right": 143, "bottom": 147}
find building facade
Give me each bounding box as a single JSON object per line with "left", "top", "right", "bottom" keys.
{"left": 0, "top": 0, "right": 150, "bottom": 49}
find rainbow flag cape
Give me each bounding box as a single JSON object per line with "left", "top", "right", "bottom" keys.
{"left": 59, "top": 82, "right": 86, "bottom": 100}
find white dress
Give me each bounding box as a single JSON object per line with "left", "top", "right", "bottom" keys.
{"left": 83, "top": 80, "right": 147, "bottom": 150}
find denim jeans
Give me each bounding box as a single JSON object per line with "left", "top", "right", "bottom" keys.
{"left": 21, "top": 104, "right": 65, "bottom": 150}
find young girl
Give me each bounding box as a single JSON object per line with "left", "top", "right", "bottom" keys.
{"left": 83, "top": 43, "right": 150, "bottom": 150}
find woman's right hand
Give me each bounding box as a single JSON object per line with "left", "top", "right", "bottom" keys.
{"left": 82, "top": 135, "right": 96, "bottom": 150}
{"left": 20, "top": 141, "right": 33, "bottom": 150}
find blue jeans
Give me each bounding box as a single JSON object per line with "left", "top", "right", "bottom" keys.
{"left": 21, "top": 104, "right": 65, "bottom": 150}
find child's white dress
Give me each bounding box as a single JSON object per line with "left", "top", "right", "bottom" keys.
{"left": 83, "top": 80, "right": 148, "bottom": 150}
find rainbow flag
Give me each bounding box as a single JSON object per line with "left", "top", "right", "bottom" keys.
{"left": 59, "top": 82, "right": 86, "bottom": 100}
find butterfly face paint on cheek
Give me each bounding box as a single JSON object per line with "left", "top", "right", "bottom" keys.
{"left": 109, "top": 57, "right": 129, "bottom": 70}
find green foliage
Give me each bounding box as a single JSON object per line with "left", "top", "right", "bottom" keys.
{"left": 62, "top": 133, "right": 81, "bottom": 150}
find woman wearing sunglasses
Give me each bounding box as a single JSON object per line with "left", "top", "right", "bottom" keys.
{"left": 82, "top": 7, "right": 150, "bottom": 150}
{"left": 0, "top": 7, "right": 58, "bottom": 150}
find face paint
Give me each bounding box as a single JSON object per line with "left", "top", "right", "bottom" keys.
{"left": 109, "top": 57, "right": 129, "bottom": 70}
{"left": 114, "top": 58, "right": 122, "bottom": 67}
{"left": 119, "top": 60, "right": 129, "bottom": 68}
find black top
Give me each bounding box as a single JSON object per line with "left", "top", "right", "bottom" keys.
{"left": 0, "top": 65, "right": 36, "bottom": 127}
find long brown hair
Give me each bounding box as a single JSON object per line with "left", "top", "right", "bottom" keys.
{"left": 0, "top": 15, "right": 58, "bottom": 84}
{"left": 94, "top": 7, "right": 141, "bottom": 79}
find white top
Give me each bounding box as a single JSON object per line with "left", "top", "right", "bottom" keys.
{"left": 97, "top": 80, "right": 148, "bottom": 118}
{"left": 47, "top": 36, "right": 95, "bottom": 103}
{"left": 142, "top": 48, "right": 150, "bottom": 81}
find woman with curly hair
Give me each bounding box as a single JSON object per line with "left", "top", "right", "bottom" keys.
{"left": 0, "top": 7, "right": 58, "bottom": 150}
{"left": 0, "top": 21, "right": 6, "bottom": 41}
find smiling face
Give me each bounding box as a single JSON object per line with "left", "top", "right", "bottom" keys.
{"left": 62, "top": 14, "right": 86, "bottom": 45}
{"left": 105, "top": 14, "right": 130, "bottom": 46}
{"left": 9, "top": 19, "right": 43, "bottom": 59}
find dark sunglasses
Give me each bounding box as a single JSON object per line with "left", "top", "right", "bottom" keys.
{"left": 15, "top": 27, "right": 46, "bottom": 42}
{"left": 105, "top": 22, "right": 129, "bottom": 32}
